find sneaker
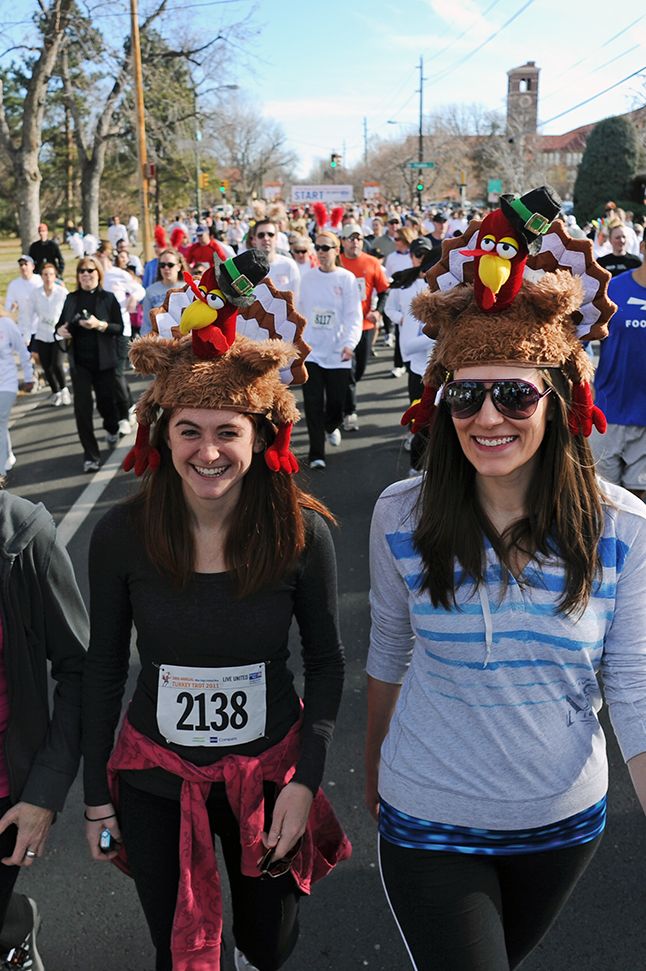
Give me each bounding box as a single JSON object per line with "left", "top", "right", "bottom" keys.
{"left": 326, "top": 428, "right": 341, "bottom": 447}
{"left": 60, "top": 387, "right": 71, "bottom": 406}
{"left": 403, "top": 431, "right": 413, "bottom": 452}
{"left": 3, "top": 896, "right": 44, "bottom": 971}
{"left": 384, "top": 333, "right": 396, "bottom": 348}
{"left": 390, "top": 366, "right": 406, "bottom": 378}
{"left": 128, "top": 403, "right": 137, "bottom": 418}
{"left": 309, "top": 459, "right": 326, "bottom": 470}
{"left": 83, "top": 459, "right": 100, "bottom": 473}
{"left": 234, "top": 947, "right": 260, "bottom": 971}
{"left": 105, "top": 432, "right": 119, "bottom": 447}
{"left": 5, "top": 452, "right": 16, "bottom": 471}
{"left": 118, "top": 418, "right": 132, "bottom": 436}
{"left": 49, "top": 391, "right": 63, "bottom": 407}
{"left": 343, "top": 412, "right": 359, "bottom": 432}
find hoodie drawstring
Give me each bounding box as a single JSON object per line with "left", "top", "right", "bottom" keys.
{"left": 479, "top": 586, "right": 493, "bottom": 668}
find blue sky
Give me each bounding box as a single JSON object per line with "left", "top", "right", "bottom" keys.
{"left": 1, "top": 0, "right": 645, "bottom": 178}
{"left": 247, "top": 0, "right": 646, "bottom": 175}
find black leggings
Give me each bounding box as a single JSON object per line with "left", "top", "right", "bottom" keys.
{"left": 379, "top": 833, "right": 601, "bottom": 971}
{"left": 118, "top": 777, "right": 301, "bottom": 971}
{"left": 32, "top": 339, "right": 67, "bottom": 393}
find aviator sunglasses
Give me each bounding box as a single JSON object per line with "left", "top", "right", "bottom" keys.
{"left": 443, "top": 379, "right": 552, "bottom": 420}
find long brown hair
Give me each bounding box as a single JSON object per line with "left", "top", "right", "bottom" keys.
{"left": 414, "top": 369, "right": 604, "bottom": 615}
{"left": 127, "top": 411, "right": 334, "bottom": 597}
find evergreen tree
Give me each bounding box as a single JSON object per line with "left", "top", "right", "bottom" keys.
{"left": 573, "top": 116, "right": 637, "bottom": 224}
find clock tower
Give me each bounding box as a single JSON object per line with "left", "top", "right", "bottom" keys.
{"left": 506, "top": 61, "right": 540, "bottom": 135}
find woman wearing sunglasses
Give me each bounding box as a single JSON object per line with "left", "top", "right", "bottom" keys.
{"left": 366, "top": 195, "right": 646, "bottom": 969}
{"left": 297, "top": 231, "right": 363, "bottom": 469}
{"left": 55, "top": 257, "right": 123, "bottom": 473}
{"left": 141, "top": 247, "right": 188, "bottom": 336}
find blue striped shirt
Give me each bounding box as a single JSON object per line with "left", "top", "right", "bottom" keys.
{"left": 367, "top": 478, "right": 646, "bottom": 832}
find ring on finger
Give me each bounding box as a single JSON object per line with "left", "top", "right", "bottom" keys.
{"left": 24, "top": 849, "right": 37, "bottom": 859}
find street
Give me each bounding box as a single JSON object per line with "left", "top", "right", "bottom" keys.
{"left": 7, "top": 351, "right": 646, "bottom": 971}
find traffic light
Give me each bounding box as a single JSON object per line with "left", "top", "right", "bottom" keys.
{"left": 416, "top": 181, "right": 424, "bottom": 193}
{"left": 199, "top": 172, "right": 209, "bottom": 189}
{"left": 330, "top": 153, "right": 341, "bottom": 168}
{"left": 219, "top": 181, "right": 226, "bottom": 195}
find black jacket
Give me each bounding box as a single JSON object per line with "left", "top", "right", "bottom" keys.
{"left": 28, "top": 239, "right": 65, "bottom": 276}
{"left": 56, "top": 288, "right": 123, "bottom": 371}
{"left": 0, "top": 493, "right": 87, "bottom": 811}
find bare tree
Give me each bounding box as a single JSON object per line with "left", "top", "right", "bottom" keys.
{"left": 60, "top": 2, "right": 242, "bottom": 234}
{"left": 0, "top": 0, "right": 74, "bottom": 248}
{"left": 209, "top": 96, "right": 297, "bottom": 201}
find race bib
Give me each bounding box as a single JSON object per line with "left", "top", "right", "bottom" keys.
{"left": 312, "top": 307, "right": 336, "bottom": 329}
{"left": 156, "top": 662, "right": 266, "bottom": 747}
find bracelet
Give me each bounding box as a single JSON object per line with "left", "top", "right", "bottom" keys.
{"left": 84, "top": 811, "right": 116, "bottom": 822}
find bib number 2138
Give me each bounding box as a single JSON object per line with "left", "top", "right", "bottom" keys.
{"left": 156, "top": 662, "right": 266, "bottom": 747}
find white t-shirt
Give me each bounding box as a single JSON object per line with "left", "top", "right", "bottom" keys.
{"left": 32, "top": 284, "right": 69, "bottom": 342}
{"left": 4, "top": 275, "right": 42, "bottom": 343}
{"left": 83, "top": 233, "right": 99, "bottom": 255}
{"left": 0, "top": 316, "right": 34, "bottom": 392}
{"left": 107, "top": 223, "right": 128, "bottom": 248}
{"left": 384, "top": 251, "right": 413, "bottom": 278}
{"left": 103, "top": 268, "right": 145, "bottom": 338}
{"left": 298, "top": 267, "right": 363, "bottom": 370}
{"left": 267, "top": 255, "right": 301, "bottom": 302}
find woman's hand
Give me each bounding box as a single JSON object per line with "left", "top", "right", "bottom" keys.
{"left": 0, "top": 802, "right": 55, "bottom": 867}
{"left": 57, "top": 323, "right": 71, "bottom": 339}
{"left": 84, "top": 803, "right": 122, "bottom": 862}
{"left": 262, "top": 782, "right": 313, "bottom": 862}
{"left": 81, "top": 315, "right": 107, "bottom": 332}
{"left": 341, "top": 346, "right": 354, "bottom": 361}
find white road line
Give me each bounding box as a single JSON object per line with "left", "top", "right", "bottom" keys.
{"left": 57, "top": 435, "right": 135, "bottom": 548}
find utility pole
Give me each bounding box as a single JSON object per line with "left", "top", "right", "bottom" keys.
{"left": 363, "top": 117, "right": 368, "bottom": 166}
{"left": 195, "top": 127, "right": 202, "bottom": 216}
{"left": 417, "top": 55, "right": 425, "bottom": 210}
{"left": 130, "top": 0, "right": 154, "bottom": 260}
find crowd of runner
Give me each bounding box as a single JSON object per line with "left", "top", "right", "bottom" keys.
{"left": 0, "top": 189, "right": 644, "bottom": 971}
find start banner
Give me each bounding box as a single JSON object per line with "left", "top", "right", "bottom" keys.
{"left": 291, "top": 184, "right": 354, "bottom": 204}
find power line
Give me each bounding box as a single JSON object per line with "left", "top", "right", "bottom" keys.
{"left": 428, "top": 0, "right": 536, "bottom": 83}
{"left": 602, "top": 14, "right": 645, "bottom": 48}
{"left": 538, "top": 64, "right": 646, "bottom": 127}
{"left": 429, "top": 0, "right": 503, "bottom": 66}
{"left": 591, "top": 44, "right": 641, "bottom": 76}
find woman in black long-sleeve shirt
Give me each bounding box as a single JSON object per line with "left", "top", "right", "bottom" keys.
{"left": 81, "top": 318, "right": 349, "bottom": 971}
{"left": 56, "top": 256, "right": 123, "bottom": 473}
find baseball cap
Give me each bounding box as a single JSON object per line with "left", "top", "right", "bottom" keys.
{"left": 18, "top": 254, "right": 34, "bottom": 264}
{"left": 341, "top": 223, "right": 363, "bottom": 239}
{"left": 410, "top": 237, "right": 433, "bottom": 257}
{"left": 432, "top": 213, "right": 447, "bottom": 223}
{"left": 387, "top": 214, "right": 401, "bottom": 224}
{"left": 196, "top": 224, "right": 208, "bottom": 234}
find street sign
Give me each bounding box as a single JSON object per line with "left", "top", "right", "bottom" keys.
{"left": 407, "top": 161, "right": 436, "bottom": 169}
{"left": 488, "top": 178, "right": 503, "bottom": 193}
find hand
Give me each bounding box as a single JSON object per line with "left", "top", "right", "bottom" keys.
{"left": 0, "top": 802, "right": 55, "bottom": 867}
{"left": 84, "top": 803, "right": 122, "bottom": 862}
{"left": 57, "top": 324, "right": 71, "bottom": 339}
{"left": 365, "top": 774, "right": 380, "bottom": 822}
{"left": 262, "top": 782, "right": 313, "bottom": 862}
{"left": 341, "top": 345, "right": 354, "bottom": 362}
{"left": 366, "top": 310, "right": 381, "bottom": 324}
{"left": 22, "top": 382, "right": 34, "bottom": 393}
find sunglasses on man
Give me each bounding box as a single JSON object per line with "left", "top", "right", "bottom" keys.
{"left": 256, "top": 231, "right": 275, "bottom": 239}
{"left": 442, "top": 379, "right": 551, "bottom": 421}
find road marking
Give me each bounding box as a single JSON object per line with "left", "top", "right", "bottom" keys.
{"left": 57, "top": 436, "right": 135, "bottom": 548}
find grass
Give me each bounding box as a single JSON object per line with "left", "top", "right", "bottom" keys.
{"left": 0, "top": 232, "right": 144, "bottom": 297}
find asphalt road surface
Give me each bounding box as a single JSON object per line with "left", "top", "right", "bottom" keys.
{"left": 6, "top": 349, "right": 645, "bottom": 970}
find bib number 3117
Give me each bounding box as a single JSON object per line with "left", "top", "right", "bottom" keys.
{"left": 157, "top": 662, "right": 266, "bottom": 747}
